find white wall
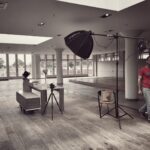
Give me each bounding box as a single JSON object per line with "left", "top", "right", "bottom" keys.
{"left": 97, "top": 61, "right": 124, "bottom": 78}
{"left": 97, "top": 59, "right": 145, "bottom": 78}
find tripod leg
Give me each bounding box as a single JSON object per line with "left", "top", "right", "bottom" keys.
{"left": 97, "top": 94, "right": 102, "bottom": 118}
{"left": 51, "top": 94, "right": 53, "bottom": 120}
{"left": 100, "top": 103, "right": 102, "bottom": 118}
{"left": 118, "top": 116, "right": 122, "bottom": 129}
{"left": 53, "top": 94, "right": 62, "bottom": 114}
{"left": 43, "top": 94, "right": 52, "bottom": 114}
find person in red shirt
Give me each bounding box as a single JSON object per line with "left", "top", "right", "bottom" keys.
{"left": 138, "top": 56, "right": 150, "bottom": 121}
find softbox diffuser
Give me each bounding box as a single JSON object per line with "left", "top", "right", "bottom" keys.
{"left": 64, "top": 30, "right": 93, "bottom": 59}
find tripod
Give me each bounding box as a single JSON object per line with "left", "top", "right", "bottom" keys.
{"left": 43, "top": 86, "right": 62, "bottom": 120}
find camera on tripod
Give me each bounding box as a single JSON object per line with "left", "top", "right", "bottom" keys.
{"left": 43, "top": 83, "right": 62, "bottom": 120}
{"left": 49, "top": 83, "right": 55, "bottom": 90}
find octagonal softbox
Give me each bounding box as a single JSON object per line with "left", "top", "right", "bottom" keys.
{"left": 64, "top": 30, "right": 93, "bottom": 59}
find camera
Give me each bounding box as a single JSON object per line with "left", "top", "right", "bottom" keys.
{"left": 22, "top": 71, "right": 30, "bottom": 79}
{"left": 49, "top": 83, "right": 55, "bottom": 89}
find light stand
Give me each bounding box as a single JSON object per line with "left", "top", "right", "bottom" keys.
{"left": 114, "top": 34, "right": 133, "bottom": 129}
{"left": 65, "top": 30, "right": 143, "bottom": 129}
{"left": 92, "top": 32, "right": 142, "bottom": 129}
{"left": 43, "top": 83, "right": 62, "bottom": 120}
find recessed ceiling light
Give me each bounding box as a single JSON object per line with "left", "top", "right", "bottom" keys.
{"left": 38, "top": 22, "right": 45, "bottom": 26}
{"left": 0, "top": 34, "right": 53, "bottom": 45}
{"left": 101, "top": 13, "right": 111, "bottom": 18}
{"left": 57, "top": 34, "right": 62, "bottom": 37}
{"left": 57, "top": 0, "right": 145, "bottom": 11}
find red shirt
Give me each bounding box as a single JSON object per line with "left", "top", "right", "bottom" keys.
{"left": 139, "top": 66, "right": 150, "bottom": 88}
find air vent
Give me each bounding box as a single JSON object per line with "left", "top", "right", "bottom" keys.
{"left": 0, "top": 1, "right": 8, "bottom": 10}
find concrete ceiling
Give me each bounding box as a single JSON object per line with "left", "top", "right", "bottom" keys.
{"left": 0, "top": 0, "right": 150, "bottom": 54}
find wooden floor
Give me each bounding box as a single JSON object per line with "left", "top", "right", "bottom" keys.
{"left": 0, "top": 78, "right": 150, "bottom": 150}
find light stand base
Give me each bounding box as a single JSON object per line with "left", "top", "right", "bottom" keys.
{"left": 100, "top": 105, "right": 133, "bottom": 129}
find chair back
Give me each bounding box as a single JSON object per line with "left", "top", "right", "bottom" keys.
{"left": 99, "top": 90, "right": 115, "bottom": 103}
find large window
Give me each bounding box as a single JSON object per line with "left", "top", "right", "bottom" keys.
{"left": 39, "top": 53, "right": 94, "bottom": 77}
{"left": 87, "top": 60, "right": 93, "bottom": 76}
{"left": 40, "top": 61, "right": 46, "bottom": 78}
{"left": 62, "top": 54, "right": 68, "bottom": 75}
{"left": 68, "top": 60, "right": 75, "bottom": 75}
{"left": 47, "top": 60, "right": 53, "bottom": 75}
{"left": 82, "top": 59, "right": 88, "bottom": 74}
{"left": 18, "top": 54, "right": 25, "bottom": 76}
{"left": 25, "top": 54, "right": 32, "bottom": 78}
{"left": 0, "top": 53, "right": 32, "bottom": 79}
{"left": 0, "top": 54, "right": 7, "bottom": 77}
{"left": 63, "top": 60, "right": 68, "bottom": 75}
{"left": 54, "top": 60, "right": 57, "bottom": 75}
{"left": 76, "top": 59, "right": 81, "bottom": 74}
{"left": 9, "top": 54, "right": 16, "bottom": 77}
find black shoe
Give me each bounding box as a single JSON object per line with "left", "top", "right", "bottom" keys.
{"left": 141, "top": 112, "right": 148, "bottom": 119}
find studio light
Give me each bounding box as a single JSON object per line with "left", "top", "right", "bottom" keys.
{"left": 64, "top": 30, "right": 141, "bottom": 129}
{"left": 64, "top": 30, "right": 93, "bottom": 59}
{"left": 138, "top": 40, "right": 146, "bottom": 53}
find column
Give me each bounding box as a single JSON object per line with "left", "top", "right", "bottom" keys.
{"left": 93, "top": 55, "right": 98, "bottom": 76}
{"left": 55, "top": 48, "right": 63, "bottom": 85}
{"left": 32, "top": 54, "right": 40, "bottom": 79}
{"left": 123, "top": 30, "right": 142, "bottom": 99}
{"left": 55, "top": 48, "right": 64, "bottom": 111}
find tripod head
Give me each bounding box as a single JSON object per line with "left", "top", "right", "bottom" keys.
{"left": 49, "top": 83, "right": 55, "bottom": 92}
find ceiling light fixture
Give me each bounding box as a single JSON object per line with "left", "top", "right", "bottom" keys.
{"left": 38, "top": 22, "right": 45, "bottom": 27}
{"left": 57, "top": 0, "right": 145, "bottom": 11}
{"left": 101, "top": 13, "right": 111, "bottom": 18}
{"left": 0, "top": 34, "right": 53, "bottom": 45}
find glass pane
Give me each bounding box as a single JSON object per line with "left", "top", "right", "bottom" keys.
{"left": 88, "top": 60, "right": 93, "bottom": 76}
{"left": 62, "top": 54, "right": 67, "bottom": 60}
{"left": 53, "top": 54, "right": 56, "bottom": 60}
{"left": 68, "top": 60, "right": 75, "bottom": 75}
{"left": 18, "top": 54, "right": 25, "bottom": 76}
{"left": 76, "top": 55, "right": 81, "bottom": 60}
{"left": 88, "top": 55, "right": 93, "bottom": 59}
{"left": 0, "top": 54, "right": 7, "bottom": 77}
{"left": 26, "top": 54, "right": 32, "bottom": 78}
{"left": 47, "top": 54, "right": 53, "bottom": 59}
{"left": 47, "top": 60, "right": 53, "bottom": 75}
{"left": 76, "top": 60, "right": 81, "bottom": 74}
{"left": 62, "top": 60, "right": 67, "bottom": 75}
{"left": 54, "top": 60, "right": 56, "bottom": 75}
{"left": 82, "top": 60, "right": 88, "bottom": 74}
{"left": 9, "top": 54, "right": 16, "bottom": 77}
{"left": 40, "top": 60, "right": 46, "bottom": 78}
{"left": 68, "top": 54, "right": 74, "bottom": 59}
{"left": 40, "top": 54, "right": 46, "bottom": 60}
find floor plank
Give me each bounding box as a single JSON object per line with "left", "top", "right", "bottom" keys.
{"left": 0, "top": 79, "right": 150, "bottom": 150}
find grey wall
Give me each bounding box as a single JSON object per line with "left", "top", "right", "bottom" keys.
{"left": 97, "top": 61, "right": 124, "bottom": 78}
{"left": 97, "top": 59, "right": 145, "bottom": 78}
